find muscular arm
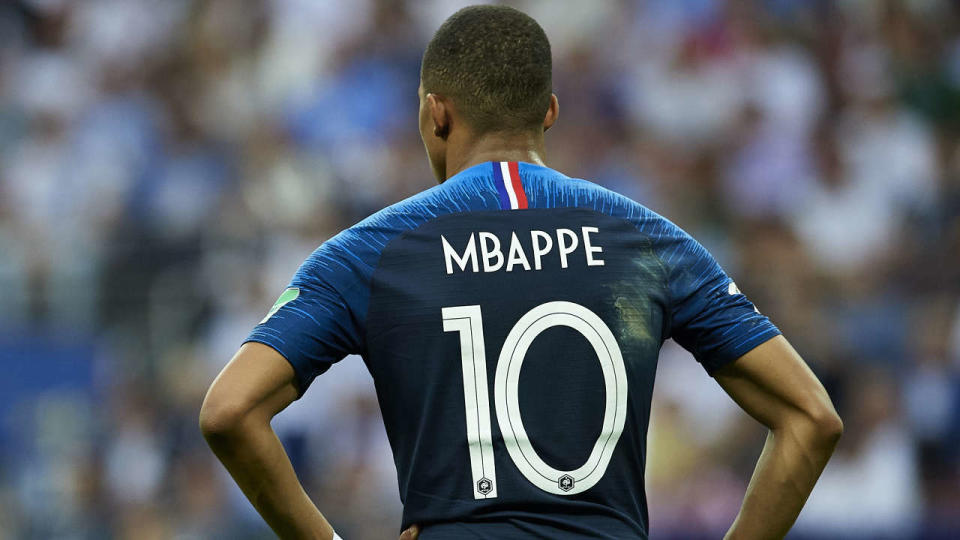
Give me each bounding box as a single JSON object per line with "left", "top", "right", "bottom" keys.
{"left": 714, "top": 335, "right": 843, "bottom": 540}
{"left": 199, "top": 342, "right": 337, "bottom": 539}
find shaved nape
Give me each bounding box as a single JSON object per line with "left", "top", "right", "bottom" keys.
{"left": 421, "top": 5, "right": 552, "bottom": 136}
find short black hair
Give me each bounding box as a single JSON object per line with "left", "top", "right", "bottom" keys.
{"left": 421, "top": 5, "right": 552, "bottom": 135}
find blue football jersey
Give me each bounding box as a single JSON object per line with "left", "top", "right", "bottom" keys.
{"left": 246, "top": 161, "right": 780, "bottom": 539}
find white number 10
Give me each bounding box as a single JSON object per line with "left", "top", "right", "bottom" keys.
{"left": 442, "top": 301, "right": 628, "bottom": 499}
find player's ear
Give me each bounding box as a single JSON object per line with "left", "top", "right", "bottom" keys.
{"left": 543, "top": 93, "right": 559, "bottom": 132}
{"left": 426, "top": 93, "right": 450, "bottom": 140}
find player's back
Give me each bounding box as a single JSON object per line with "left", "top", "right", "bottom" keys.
{"left": 247, "top": 161, "right": 779, "bottom": 539}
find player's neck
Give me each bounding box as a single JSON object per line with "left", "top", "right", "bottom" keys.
{"left": 446, "top": 130, "right": 547, "bottom": 179}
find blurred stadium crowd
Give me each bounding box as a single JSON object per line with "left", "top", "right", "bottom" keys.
{"left": 1, "top": 0, "right": 959, "bottom": 538}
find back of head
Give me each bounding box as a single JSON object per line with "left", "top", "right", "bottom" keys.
{"left": 421, "top": 5, "right": 553, "bottom": 136}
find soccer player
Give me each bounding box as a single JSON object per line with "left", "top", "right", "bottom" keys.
{"left": 200, "top": 5, "right": 842, "bottom": 539}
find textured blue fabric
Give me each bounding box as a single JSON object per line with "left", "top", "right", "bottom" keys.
{"left": 246, "top": 160, "right": 779, "bottom": 393}
{"left": 245, "top": 163, "right": 500, "bottom": 393}
{"left": 244, "top": 161, "right": 781, "bottom": 538}
{"left": 518, "top": 163, "right": 780, "bottom": 373}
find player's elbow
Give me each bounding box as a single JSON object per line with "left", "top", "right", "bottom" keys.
{"left": 795, "top": 400, "right": 843, "bottom": 448}
{"left": 199, "top": 391, "right": 250, "bottom": 440}
{"left": 811, "top": 405, "right": 844, "bottom": 445}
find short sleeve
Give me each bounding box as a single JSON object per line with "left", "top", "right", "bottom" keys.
{"left": 245, "top": 241, "right": 364, "bottom": 396}
{"left": 661, "top": 227, "right": 781, "bottom": 375}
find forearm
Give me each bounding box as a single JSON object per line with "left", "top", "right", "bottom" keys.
{"left": 725, "top": 419, "right": 840, "bottom": 540}
{"left": 204, "top": 417, "right": 334, "bottom": 540}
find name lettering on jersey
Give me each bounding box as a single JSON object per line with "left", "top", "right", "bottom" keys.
{"left": 441, "top": 227, "right": 604, "bottom": 274}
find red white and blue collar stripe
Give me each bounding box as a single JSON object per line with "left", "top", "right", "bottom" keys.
{"left": 492, "top": 161, "right": 528, "bottom": 210}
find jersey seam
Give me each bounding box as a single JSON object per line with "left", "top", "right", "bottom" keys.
{"left": 522, "top": 169, "right": 672, "bottom": 337}
{"left": 360, "top": 200, "right": 493, "bottom": 350}
{"left": 314, "top": 172, "right": 493, "bottom": 357}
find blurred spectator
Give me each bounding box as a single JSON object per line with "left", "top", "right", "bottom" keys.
{"left": 0, "top": 0, "right": 958, "bottom": 538}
